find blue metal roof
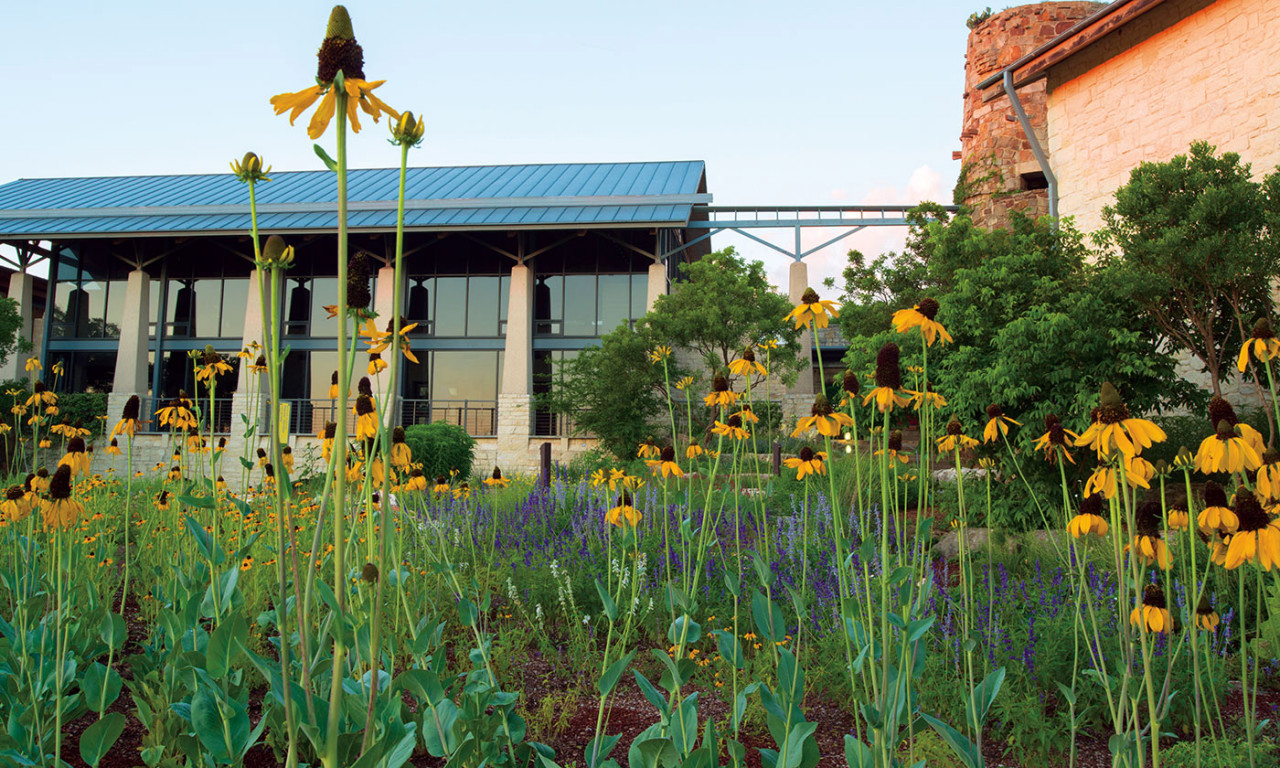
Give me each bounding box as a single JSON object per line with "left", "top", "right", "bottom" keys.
{"left": 0, "top": 161, "right": 709, "bottom": 238}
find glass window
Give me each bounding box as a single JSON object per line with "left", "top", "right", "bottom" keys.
{"left": 433, "top": 277, "right": 467, "bottom": 336}
{"left": 466, "top": 276, "right": 500, "bottom": 337}
{"left": 283, "top": 278, "right": 311, "bottom": 337}
{"left": 168, "top": 280, "right": 195, "bottom": 337}
{"left": 534, "top": 275, "right": 562, "bottom": 335}
{"left": 405, "top": 277, "right": 433, "bottom": 334}
{"left": 433, "top": 351, "right": 497, "bottom": 401}
{"left": 221, "top": 279, "right": 249, "bottom": 339}
{"left": 51, "top": 282, "right": 74, "bottom": 338}
{"left": 149, "top": 279, "right": 161, "bottom": 335}
{"left": 631, "top": 274, "right": 648, "bottom": 320}
{"left": 562, "top": 274, "right": 596, "bottom": 336}
{"left": 103, "top": 279, "right": 128, "bottom": 339}
{"left": 597, "top": 274, "right": 631, "bottom": 335}
{"left": 193, "top": 279, "right": 222, "bottom": 339}
{"left": 309, "top": 278, "right": 339, "bottom": 338}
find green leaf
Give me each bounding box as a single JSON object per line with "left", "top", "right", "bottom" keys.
{"left": 843, "top": 735, "right": 874, "bottom": 768}
{"left": 79, "top": 713, "right": 127, "bottom": 767}
{"left": 314, "top": 144, "right": 338, "bottom": 172}
{"left": 597, "top": 650, "right": 635, "bottom": 697}
{"left": 100, "top": 613, "right": 127, "bottom": 651}
{"left": 456, "top": 598, "right": 478, "bottom": 627}
{"left": 81, "top": 662, "right": 123, "bottom": 714}
{"left": 918, "top": 712, "right": 980, "bottom": 768}
{"left": 596, "top": 579, "right": 618, "bottom": 622}
{"left": 966, "top": 667, "right": 1006, "bottom": 734}
{"left": 782, "top": 722, "right": 817, "bottom": 768}
{"left": 751, "top": 590, "right": 785, "bottom": 643}
{"left": 207, "top": 613, "right": 247, "bottom": 679}
{"left": 667, "top": 615, "right": 701, "bottom": 646}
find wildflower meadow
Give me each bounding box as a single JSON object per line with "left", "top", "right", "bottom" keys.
{"left": 3, "top": 7, "right": 1280, "bottom": 768}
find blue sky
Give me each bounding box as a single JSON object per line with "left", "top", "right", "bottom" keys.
{"left": 6, "top": 0, "right": 972, "bottom": 289}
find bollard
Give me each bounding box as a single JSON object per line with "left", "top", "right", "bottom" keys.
{"left": 539, "top": 442, "right": 551, "bottom": 488}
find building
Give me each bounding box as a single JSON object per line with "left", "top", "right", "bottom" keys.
{"left": 961, "top": 0, "right": 1279, "bottom": 233}
{"left": 0, "top": 162, "right": 711, "bottom": 473}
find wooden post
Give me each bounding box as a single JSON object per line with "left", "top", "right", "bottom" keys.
{"left": 772, "top": 441, "right": 782, "bottom": 476}
{"left": 539, "top": 442, "right": 552, "bottom": 488}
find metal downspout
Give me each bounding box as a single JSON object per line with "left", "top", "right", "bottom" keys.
{"left": 1003, "top": 69, "right": 1058, "bottom": 223}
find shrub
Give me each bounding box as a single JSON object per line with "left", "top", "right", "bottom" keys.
{"left": 59, "top": 392, "right": 109, "bottom": 436}
{"left": 404, "top": 422, "right": 475, "bottom": 480}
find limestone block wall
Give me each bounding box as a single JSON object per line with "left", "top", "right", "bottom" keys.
{"left": 1047, "top": 0, "right": 1280, "bottom": 234}
{"left": 959, "top": 2, "right": 1104, "bottom": 229}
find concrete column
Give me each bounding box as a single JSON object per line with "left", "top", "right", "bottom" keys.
{"left": 232, "top": 269, "right": 270, "bottom": 441}
{"left": 787, "top": 260, "right": 814, "bottom": 399}
{"left": 112, "top": 269, "right": 151, "bottom": 396}
{"left": 373, "top": 265, "right": 399, "bottom": 423}
{"left": 0, "top": 271, "right": 34, "bottom": 381}
{"left": 646, "top": 260, "right": 667, "bottom": 313}
{"left": 497, "top": 263, "right": 534, "bottom": 469}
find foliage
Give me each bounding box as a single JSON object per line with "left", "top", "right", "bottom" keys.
{"left": 404, "top": 422, "right": 476, "bottom": 479}
{"left": 966, "top": 7, "right": 993, "bottom": 29}
{"left": 641, "top": 247, "right": 804, "bottom": 380}
{"left": 540, "top": 323, "right": 677, "bottom": 460}
{"left": 840, "top": 208, "right": 1191, "bottom": 432}
{"left": 59, "top": 392, "right": 110, "bottom": 435}
{"left": 0, "top": 298, "right": 27, "bottom": 369}
{"left": 1099, "top": 141, "right": 1280, "bottom": 397}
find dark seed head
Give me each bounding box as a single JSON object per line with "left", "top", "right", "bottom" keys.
{"left": 842, "top": 369, "right": 859, "bottom": 396}
{"left": 283, "top": 446, "right": 292, "bottom": 456}
{"left": 316, "top": 6, "right": 365, "bottom": 82}
{"left": 331, "top": 370, "right": 339, "bottom": 386}
{"left": 1135, "top": 498, "right": 1163, "bottom": 537}
{"left": 255, "top": 355, "right": 267, "bottom": 368}
{"left": 202, "top": 346, "right": 220, "bottom": 366}
{"left": 799, "top": 446, "right": 814, "bottom": 462}
{"left": 917, "top": 297, "right": 940, "bottom": 320}
{"left": 741, "top": 347, "right": 756, "bottom": 363}
{"left": 986, "top": 404, "right": 1003, "bottom": 420}
{"left": 712, "top": 374, "right": 729, "bottom": 393}
{"left": 435, "top": 476, "right": 447, "bottom": 485}
{"left": 324, "top": 422, "right": 336, "bottom": 440}
{"left": 727, "top": 415, "right": 743, "bottom": 429}
{"left": 887, "top": 430, "right": 903, "bottom": 452}
{"left": 347, "top": 251, "right": 372, "bottom": 310}
{"left": 358, "top": 377, "right": 373, "bottom": 397}
{"left": 1203, "top": 480, "right": 1228, "bottom": 509}
{"left": 1097, "top": 383, "right": 1130, "bottom": 424}
{"left": 1142, "top": 584, "right": 1166, "bottom": 610}
{"left": 1208, "top": 396, "right": 1238, "bottom": 429}
{"left": 22, "top": 473, "right": 33, "bottom": 491}
{"left": 1252, "top": 316, "right": 1275, "bottom": 340}
{"left": 811, "top": 394, "right": 834, "bottom": 417}
{"left": 1196, "top": 594, "right": 1214, "bottom": 615}
{"left": 265, "top": 463, "right": 275, "bottom": 477}
{"left": 946, "top": 417, "right": 963, "bottom": 436}
{"left": 801, "top": 288, "right": 820, "bottom": 305}
{"left": 67, "top": 437, "right": 85, "bottom": 453}
{"left": 1266, "top": 448, "right": 1280, "bottom": 466}
{"left": 110, "top": 438, "right": 119, "bottom": 449}
{"left": 122, "top": 395, "right": 140, "bottom": 421}
{"left": 33, "top": 381, "right": 45, "bottom": 394}
{"left": 492, "top": 466, "right": 503, "bottom": 480}
{"left": 1079, "top": 493, "right": 1103, "bottom": 517}
{"left": 361, "top": 563, "right": 379, "bottom": 583}
{"left": 355, "top": 395, "right": 375, "bottom": 416}
{"left": 392, "top": 426, "right": 405, "bottom": 443}
{"left": 615, "top": 491, "right": 633, "bottom": 508}
{"left": 49, "top": 465, "right": 72, "bottom": 500}
{"left": 660, "top": 446, "right": 675, "bottom": 463}
{"left": 1234, "top": 489, "right": 1269, "bottom": 532}
{"left": 875, "top": 343, "right": 901, "bottom": 390}
{"left": 257, "top": 448, "right": 266, "bottom": 459}
{"left": 36, "top": 468, "right": 48, "bottom": 479}
{"left": 4, "top": 486, "right": 24, "bottom": 501}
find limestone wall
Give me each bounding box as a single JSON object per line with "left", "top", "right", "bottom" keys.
{"left": 1047, "top": 0, "right": 1280, "bottom": 234}
{"left": 959, "top": 2, "right": 1104, "bottom": 229}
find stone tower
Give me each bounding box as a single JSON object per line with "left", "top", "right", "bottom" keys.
{"left": 958, "top": 2, "right": 1103, "bottom": 229}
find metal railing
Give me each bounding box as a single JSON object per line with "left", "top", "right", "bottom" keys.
{"left": 400, "top": 399, "right": 497, "bottom": 437}
{"left": 278, "top": 399, "right": 344, "bottom": 437}
{"left": 533, "top": 409, "right": 577, "bottom": 437}
{"left": 138, "top": 396, "right": 234, "bottom": 434}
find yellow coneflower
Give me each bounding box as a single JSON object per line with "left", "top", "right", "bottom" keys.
{"left": 982, "top": 404, "right": 1021, "bottom": 444}
{"left": 783, "top": 446, "right": 825, "bottom": 480}
{"left": 214, "top": 437, "right": 226, "bottom": 456}
{"left": 606, "top": 491, "right": 641, "bottom": 527}
{"left": 1084, "top": 455, "right": 1154, "bottom": 499}
{"left": 793, "top": 394, "right": 853, "bottom": 438}
{"left": 1223, "top": 489, "right": 1280, "bottom": 570}
{"left": 25, "top": 380, "right": 57, "bottom": 410}
{"left": 111, "top": 395, "right": 141, "bottom": 439}
{"left": 649, "top": 346, "right": 672, "bottom": 364}
{"left": 282, "top": 446, "right": 295, "bottom": 474}
{"left": 354, "top": 395, "right": 378, "bottom": 441}
{"left": 1075, "top": 383, "right": 1165, "bottom": 460}
{"left": 256, "top": 447, "right": 268, "bottom": 469}
{"left": 58, "top": 437, "right": 90, "bottom": 478}
{"left": 906, "top": 386, "right": 946, "bottom": 411}
{"left": 1238, "top": 317, "right": 1280, "bottom": 372}
{"left": 155, "top": 490, "right": 170, "bottom": 511}
{"left": 784, "top": 287, "right": 839, "bottom": 330}
{"left": 637, "top": 438, "right": 660, "bottom": 459}
{"left": 1032, "top": 413, "right": 1079, "bottom": 464}
{"left": 891, "top": 298, "right": 952, "bottom": 346}
{"left": 363, "top": 317, "right": 420, "bottom": 364}
{"left": 727, "top": 347, "right": 766, "bottom": 378}
{"left": 732, "top": 405, "right": 760, "bottom": 425}
{"left": 240, "top": 556, "right": 254, "bottom": 572}
{"left": 432, "top": 476, "right": 451, "bottom": 494}
{"left": 484, "top": 467, "right": 510, "bottom": 488}
{"left": 1130, "top": 584, "right": 1172, "bottom": 634}
{"left": 368, "top": 352, "right": 387, "bottom": 376}
{"left": 1166, "top": 494, "right": 1190, "bottom": 531}
{"left": 712, "top": 416, "right": 749, "bottom": 441}
{"left": 156, "top": 393, "right": 197, "bottom": 432}
{"left": 390, "top": 426, "right": 412, "bottom": 469}
{"left": 270, "top": 6, "right": 399, "bottom": 140}
{"left": 1130, "top": 498, "right": 1172, "bottom": 570}
{"left": 1068, "top": 494, "right": 1109, "bottom": 539}
{"left": 1257, "top": 449, "right": 1280, "bottom": 502}
{"left": 406, "top": 469, "right": 428, "bottom": 492}
{"left": 651, "top": 446, "right": 684, "bottom": 479}
{"left": 264, "top": 463, "right": 277, "bottom": 487}
{"left": 1196, "top": 420, "right": 1262, "bottom": 475}
{"left": 195, "top": 347, "right": 233, "bottom": 383}
{"left": 328, "top": 371, "right": 340, "bottom": 399}
{"left": 874, "top": 430, "right": 910, "bottom": 464}
{"left": 167, "top": 465, "right": 182, "bottom": 482}
{"left": 452, "top": 482, "right": 471, "bottom": 501}
{"left": 249, "top": 354, "right": 268, "bottom": 374}
{"left": 1195, "top": 595, "right": 1220, "bottom": 631}
{"left": 216, "top": 476, "right": 228, "bottom": 492}
{"left": 30, "top": 469, "right": 49, "bottom": 495}
{"left": 0, "top": 486, "right": 29, "bottom": 523}
{"left": 863, "top": 343, "right": 910, "bottom": 413}
{"left": 936, "top": 417, "right": 979, "bottom": 453}
{"left": 320, "top": 422, "right": 337, "bottom": 463}
{"left": 1197, "top": 481, "right": 1238, "bottom": 535}
{"left": 685, "top": 440, "right": 705, "bottom": 459}
{"left": 43, "top": 465, "right": 82, "bottom": 531}
{"left": 703, "top": 374, "right": 738, "bottom": 409}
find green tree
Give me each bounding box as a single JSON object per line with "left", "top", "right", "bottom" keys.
{"left": 0, "top": 298, "right": 27, "bottom": 368}
{"left": 1099, "top": 141, "right": 1279, "bottom": 398}
{"left": 543, "top": 247, "right": 803, "bottom": 459}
